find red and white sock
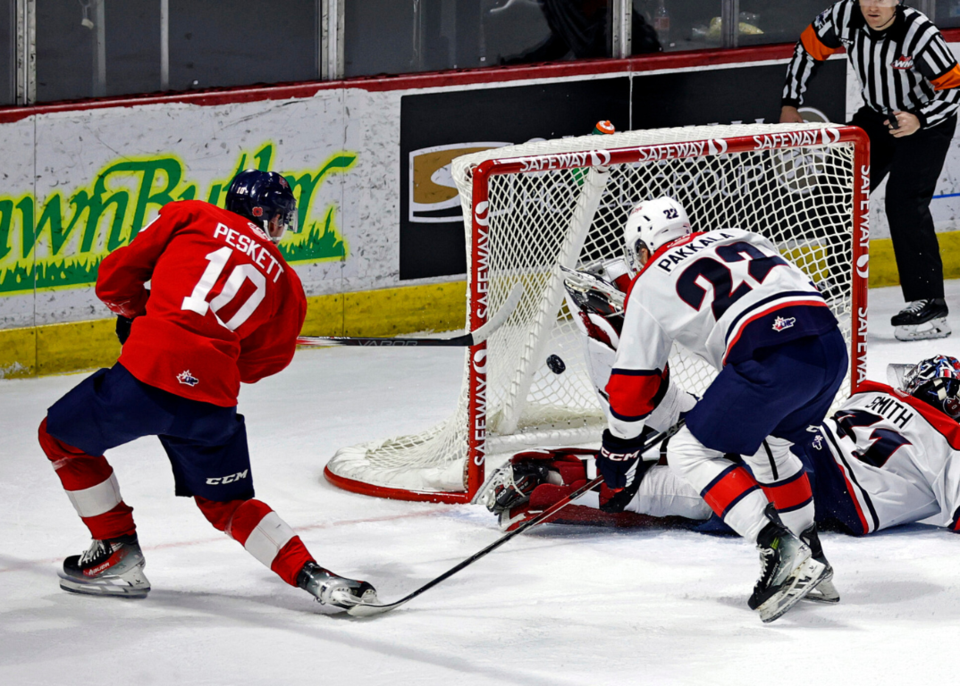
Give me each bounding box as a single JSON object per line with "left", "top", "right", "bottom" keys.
{"left": 195, "top": 497, "right": 314, "bottom": 586}
{"left": 667, "top": 425, "right": 769, "bottom": 542}
{"left": 38, "top": 418, "right": 135, "bottom": 540}
{"left": 744, "top": 438, "right": 815, "bottom": 536}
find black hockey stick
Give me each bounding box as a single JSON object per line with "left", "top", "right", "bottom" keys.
{"left": 347, "top": 421, "right": 684, "bottom": 617}
{"left": 296, "top": 282, "right": 524, "bottom": 348}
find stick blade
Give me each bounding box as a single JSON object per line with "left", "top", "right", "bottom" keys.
{"left": 347, "top": 601, "right": 400, "bottom": 618}
{"left": 470, "top": 281, "right": 524, "bottom": 344}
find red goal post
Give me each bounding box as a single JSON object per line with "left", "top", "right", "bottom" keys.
{"left": 324, "top": 123, "right": 870, "bottom": 504}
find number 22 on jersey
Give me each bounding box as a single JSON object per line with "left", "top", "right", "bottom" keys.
{"left": 676, "top": 241, "right": 788, "bottom": 320}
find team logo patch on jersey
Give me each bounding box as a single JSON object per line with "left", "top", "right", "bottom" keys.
{"left": 892, "top": 55, "right": 914, "bottom": 70}
{"left": 177, "top": 370, "right": 200, "bottom": 387}
{"left": 772, "top": 316, "right": 796, "bottom": 332}
{"left": 812, "top": 434, "right": 824, "bottom": 451}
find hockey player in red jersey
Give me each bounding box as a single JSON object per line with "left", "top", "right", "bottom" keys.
{"left": 38, "top": 170, "right": 377, "bottom": 610}
{"left": 594, "top": 196, "right": 846, "bottom": 622}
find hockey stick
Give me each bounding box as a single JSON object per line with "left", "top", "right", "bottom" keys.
{"left": 296, "top": 282, "right": 524, "bottom": 348}
{"left": 347, "top": 421, "right": 684, "bottom": 617}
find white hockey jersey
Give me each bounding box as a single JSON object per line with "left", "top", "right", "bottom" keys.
{"left": 606, "top": 229, "right": 837, "bottom": 439}
{"left": 804, "top": 380, "right": 960, "bottom": 535}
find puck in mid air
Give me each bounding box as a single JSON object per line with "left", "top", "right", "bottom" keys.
{"left": 546, "top": 354, "right": 566, "bottom": 374}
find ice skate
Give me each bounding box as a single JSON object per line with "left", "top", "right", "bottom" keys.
{"left": 748, "top": 508, "right": 826, "bottom": 623}
{"left": 58, "top": 534, "right": 150, "bottom": 598}
{"left": 892, "top": 299, "right": 951, "bottom": 341}
{"left": 800, "top": 525, "right": 839, "bottom": 604}
{"left": 297, "top": 562, "right": 378, "bottom": 609}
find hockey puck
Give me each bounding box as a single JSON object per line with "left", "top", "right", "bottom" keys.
{"left": 546, "top": 354, "right": 566, "bottom": 374}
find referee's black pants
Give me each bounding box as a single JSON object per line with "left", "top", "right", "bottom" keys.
{"left": 850, "top": 106, "right": 955, "bottom": 302}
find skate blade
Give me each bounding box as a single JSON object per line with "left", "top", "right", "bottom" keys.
{"left": 58, "top": 571, "right": 150, "bottom": 599}
{"left": 894, "top": 319, "right": 952, "bottom": 342}
{"left": 803, "top": 566, "right": 840, "bottom": 604}
{"left": 757, "top": 558, "right": 827, "bottom": 623}
{"left": 347, "top": 601, "right": 395, "bottom": 618}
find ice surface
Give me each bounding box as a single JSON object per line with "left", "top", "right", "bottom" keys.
{"left": 2, "top": 283, "right": 959, "bottom": 685}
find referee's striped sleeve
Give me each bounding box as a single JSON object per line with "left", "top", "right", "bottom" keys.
{"left": 916, "top": 32, "right": 960, "bottom": 127}
{"left": 782, "top": 4, "right": 844, "bottom": 107}
{"left": 782, "top": 40, "right": 820, "bottom": 107}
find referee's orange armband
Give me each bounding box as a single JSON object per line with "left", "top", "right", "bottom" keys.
{"left": 932, "top": 64, "right": 960, "bottom": 91}
{"left": 800, "top": 24, "right": 838, "bottom": 61}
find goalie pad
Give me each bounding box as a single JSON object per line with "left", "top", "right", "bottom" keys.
{"left": 477, "top": 446, "right": 709, "bottom": 532}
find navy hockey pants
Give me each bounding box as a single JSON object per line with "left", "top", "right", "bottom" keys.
{"left": 685, "top": 328, "right": 848, "bottom": 456}
{"left": 46, "top": 363, "right": 255, "bottom": 502}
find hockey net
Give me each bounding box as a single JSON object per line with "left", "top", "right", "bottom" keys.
{"left": 324, "top": 123, "right": 869, "bottom": 503}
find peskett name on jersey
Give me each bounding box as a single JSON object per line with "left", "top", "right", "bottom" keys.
{"left": 212, "top": 223, "right": 285, "bottom": 283}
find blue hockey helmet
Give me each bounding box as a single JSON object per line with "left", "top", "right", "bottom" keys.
{"left": 902, "top": 355, "right": 960, "bottom": 420}
{"left": 225, "top": 170, "right": 298, "bottom": 243}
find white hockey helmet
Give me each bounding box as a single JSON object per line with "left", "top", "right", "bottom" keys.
{"left": 623, "top": 197, "right": 692, "bottom": 273}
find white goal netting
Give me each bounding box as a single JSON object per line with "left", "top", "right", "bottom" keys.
{"left": 325, "top": 123, "right": 868, "bottom": 502}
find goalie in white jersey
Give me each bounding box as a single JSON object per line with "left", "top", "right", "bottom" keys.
{"left": 802, "top": 355, "right": 960, "bottom": 535}
{"left": 597, "top": 196, "right": 847, "bottom": 622}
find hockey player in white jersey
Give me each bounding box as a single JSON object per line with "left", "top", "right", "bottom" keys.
{"left": 802, "top": 354, "right": 960, "bottom": 535}
{"left": 482, "top": 354, "right": 960, "bottom": 540}
{"left": 596, "top": 196, "right": 846, "bottom": 622}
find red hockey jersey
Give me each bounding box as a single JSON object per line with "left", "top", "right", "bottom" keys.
{"left": 96, "top": 200, "right": 307, "bottom": 407}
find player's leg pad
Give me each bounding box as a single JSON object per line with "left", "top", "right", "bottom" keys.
{"left": 58, "top": 534, "right": 150, "bottom": 599}
{"left": 477, "top": 448, "right": 653, "bottom": 531}
{"left": 748, "top": 506, "right": 826, "bottom": 622}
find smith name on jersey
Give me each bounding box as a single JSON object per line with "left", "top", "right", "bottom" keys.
{"left": 804, "top": 380, "right": 960, "bottom": 535}
{"left": 606, "top": 229, "right": 837, "bottom": 438}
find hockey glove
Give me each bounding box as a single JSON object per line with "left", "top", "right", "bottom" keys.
{"left": 598, "top": 429, "right": 653, "bottom": 489}
{"left": 115, "top": 315, "right": 135, "bottom": 345}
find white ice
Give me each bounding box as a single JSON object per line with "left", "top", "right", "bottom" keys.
{"left": 3, "top": 283, "right": 960, "bottom": 686}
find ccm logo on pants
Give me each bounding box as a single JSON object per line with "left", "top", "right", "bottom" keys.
{"left": 206, "top": 470, "right": 249, "bottom": 485}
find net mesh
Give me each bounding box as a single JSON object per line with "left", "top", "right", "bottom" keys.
{"left": 326, "top": 124, "right": 858, "bottom": 497}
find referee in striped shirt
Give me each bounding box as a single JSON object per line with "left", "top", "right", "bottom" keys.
{"left": 782, "top": 0, "right": 959, "bottom": 341}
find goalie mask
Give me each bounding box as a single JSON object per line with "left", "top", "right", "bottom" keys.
{"left": 899, "top": 355, "right": 960, "bottom": 420}
{"left": 623, "top": 197, "right": 692, "bottom": 274}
